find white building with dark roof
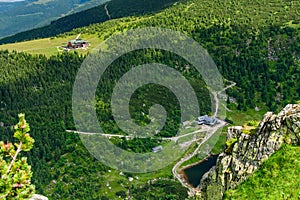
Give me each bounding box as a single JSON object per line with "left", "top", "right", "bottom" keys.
{"left": 196, "top": 115, "right": 218, "bottom": 126}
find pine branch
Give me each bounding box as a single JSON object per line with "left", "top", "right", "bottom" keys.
{"left": 7, "top": 141, "right": 22, "bottom": 174}
{"left": 0, "top": 193, "right": 8, "bottom": 199}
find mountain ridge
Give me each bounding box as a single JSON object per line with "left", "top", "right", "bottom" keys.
{"left": 0, "top": 0, "right": 179, "bottom": 44}
{"left": 0, "top": 0, "right": 108, "bottom": 38}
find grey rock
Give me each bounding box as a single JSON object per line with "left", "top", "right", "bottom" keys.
{"left": 198, "top": 104, "right": 300, "bottom": 199}
{"left": 29, "top": 194, "right": 48, "bottom": 200}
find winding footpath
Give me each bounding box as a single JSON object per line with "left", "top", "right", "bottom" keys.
{"left": 66, "top": 79, "right": 236, "bottom": 196}
{"left": 171, "top": 121, "right": 226, "bottom": 195}
{"left": 66, "top": 126, "right": 210, "bottom": 142}
{"left": 212, "top": 80, "right": 236, "bottom": 118}
{"left": 172, "top": 80, "right": 236, "bottom": 195}
{"left": 104, "top": 4, "right": 111, "bottom": 20}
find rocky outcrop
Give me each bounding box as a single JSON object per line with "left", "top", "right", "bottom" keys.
{"left": 29, "top": 194, "right": 48, "bottom": 200}
{"left": 198, "top": 104, "right": 300, "bottom": 199}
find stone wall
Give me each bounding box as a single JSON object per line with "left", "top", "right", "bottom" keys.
{"left": 198, "top": 104, "right": 300, "bottom": 199}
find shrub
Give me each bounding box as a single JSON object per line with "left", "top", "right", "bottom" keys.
{"left": 242, "top": 120, "right": 259, "bottom": 135}
{"left": 0, "top": 114, "right": 35, "bottom": 199}
{"left": 225, "top": 138, "right": 238, "bottom": 154}
{"left": 225, "top": 118, "right": 234, "bottom": 124}
{"left": 246, "top": 120, "right": 260, "bottom": 127}
{"left": 116, "top": 190, "right": 127, "bottom": 198}
{"left": 242, "top": 128, "right": 257, "bottom": 135}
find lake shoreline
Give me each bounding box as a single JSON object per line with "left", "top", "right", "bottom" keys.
{"left": 180, "top": 154, "right": 219, "bottom": 188}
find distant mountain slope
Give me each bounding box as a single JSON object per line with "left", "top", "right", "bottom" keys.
{"left": 0, "top": 0, "right": 299, "bottom": 198}
{"left": 0, "top": 0, "right": 108, "bottom": 38}
{"left": 0, "top": 0, "right": 179, "bottom": 44}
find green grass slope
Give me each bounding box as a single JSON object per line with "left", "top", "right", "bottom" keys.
{"left": 0, "top": 33, "right": 101, "bottom": 57}
{"left": 224, "top": 145, "right": 300, "bottom": 200}
{"left": 0, "top": 0, "right": 299, "bottom": 199}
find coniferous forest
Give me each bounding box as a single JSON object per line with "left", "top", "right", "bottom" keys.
{"left": 0, "top": 0, "right": 299, "bottom": 199}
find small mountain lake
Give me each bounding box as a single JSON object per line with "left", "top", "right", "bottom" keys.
{"left": 182, "top": 155, "right": 218, "bottom": 188}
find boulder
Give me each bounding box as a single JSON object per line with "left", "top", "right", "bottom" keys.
{"left": 29, "top": 194, "right": 48, "bottom": 200}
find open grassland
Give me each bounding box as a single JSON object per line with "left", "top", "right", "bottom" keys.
{"left": 224, "top": 145, "right": 300, "bottom": 200}
{"left": 226, "top": 108, "right": 269, "bottom": 127}
{"left": 0, "top": 34, "right": 102, "bottom": 57}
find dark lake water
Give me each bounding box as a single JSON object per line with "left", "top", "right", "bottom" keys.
{"left": 183, "top": 155, "right": 218, "bottom": 188}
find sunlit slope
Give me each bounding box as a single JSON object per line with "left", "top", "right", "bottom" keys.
{"left": 0, "top": 34, "right": 101, "bottom": 57}
{"left": 0, "top": 0, "right": 299, "bottom": 199}
{"left": 224, "top": 145, "right": 300, "bottom": 200}
{"left": 0, "top": 0, "right": 299, "bottom": 57}
{"left": 0, "top": 0, "right": 179, "bottom": 44}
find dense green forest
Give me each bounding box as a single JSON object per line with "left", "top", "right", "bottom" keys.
{"left": 57, "top": 0, "right": 300, "bottom": 111}
{"left": 0, "top": 0, "right": 299, "bottom": 199}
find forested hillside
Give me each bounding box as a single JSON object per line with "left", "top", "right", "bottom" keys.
{"left": 0, "top": 0, "right": 299, "bottom": 199}
{"left": 0, "top": 0, "right": 107, "bottom": 38}
{"left": 0, "top": 0, "right": 179, "bottom": 44}
{"left": 59, "top": 0, "right": 300, "bottom": 112}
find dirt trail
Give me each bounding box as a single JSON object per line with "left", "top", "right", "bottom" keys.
{"left": 67, "top": 79, "right": 236, "bottom": 196}
{"left": 104, "top": 4, "right": 111, "bottom": 19}
{"left": 172, "top": 80, "right": 236, "bottom": 195}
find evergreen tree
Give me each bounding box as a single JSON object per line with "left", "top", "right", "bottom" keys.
{"left": 0, "top": 114, "right": 35, "bottom": 199}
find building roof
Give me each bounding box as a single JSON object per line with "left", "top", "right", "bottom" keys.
{"left": 152, "top": 145, "right": 163, "bottom": 152}
{"left": 69, "top": 39, "right": 88, "bottom": 45}
{"left": 196, "top": 115, "right": 217, "bottom": 125}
